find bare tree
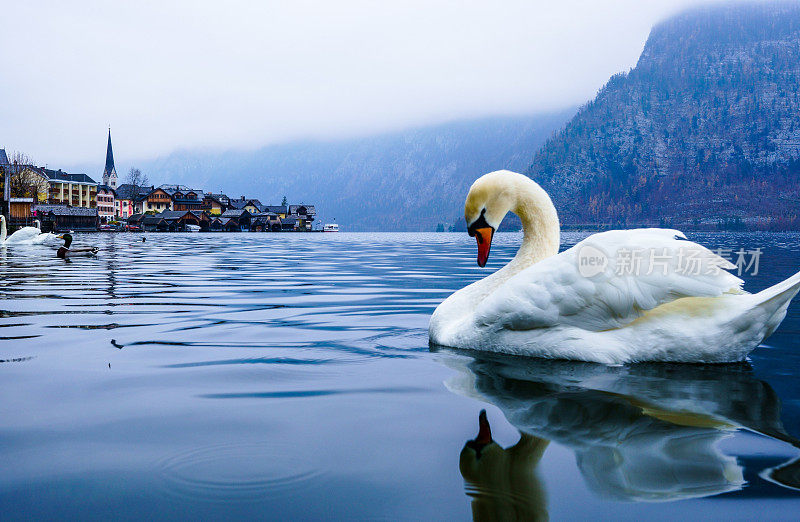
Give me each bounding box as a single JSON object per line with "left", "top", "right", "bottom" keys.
{"left": 10, "top": 151, "right": 34, "bottom": 166}
{"left": 6, "top": 151, "right": 45, "bottom": 199}
{"left": 125, "top": 167, "right": 150, "bottom": 190}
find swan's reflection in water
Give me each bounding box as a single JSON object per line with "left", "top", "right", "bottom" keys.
{"left": 443, "top": 351, "right": 800, "bottom": 520}
{"left": 460, "top": 410, "right": 549, "bottom": 521}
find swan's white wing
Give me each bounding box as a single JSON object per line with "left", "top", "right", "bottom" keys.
{"left": 474, "top": 229, "right": 744, "bottom": 332}
{"left": 30, "top": 232, "right": 61, "bottom": 246}
{"left": 5, "top": 226, "right": 42, "bottom": 244}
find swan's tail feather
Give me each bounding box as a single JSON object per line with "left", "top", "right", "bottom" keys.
{"left": 753, "top": 270, "right": 800, "bottom": 339}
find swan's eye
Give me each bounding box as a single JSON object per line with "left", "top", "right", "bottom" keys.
{"left": 468, "top": 211, "right": 491, "bottom": 237}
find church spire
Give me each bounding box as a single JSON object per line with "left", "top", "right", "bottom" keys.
{"left": 103, "top": 127, "right": 118, "bottom": 189}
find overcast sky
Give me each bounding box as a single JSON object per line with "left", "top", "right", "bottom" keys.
{"left": 1, "top": 0, "right": 727, "bottom": 166}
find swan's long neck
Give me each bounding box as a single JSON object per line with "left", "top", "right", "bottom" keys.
{"left": 468, "top": 176, "right": 560, "bottom": 294}
{"left": 506, "top": 178, "right": 560, "bottom": 272}
{"left": 1, "top": 217, "right": 6, "bottom": 243}
{"left": 429, "top": 172, "right": 561, "bottom": 339}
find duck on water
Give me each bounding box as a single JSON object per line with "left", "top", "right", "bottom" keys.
{"left": 56, "top": 233, "right": 98, "bottom": 258}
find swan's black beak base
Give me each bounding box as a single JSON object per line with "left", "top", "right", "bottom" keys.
{"left": 468, "top": 212, "right": 494, "bottom": 267}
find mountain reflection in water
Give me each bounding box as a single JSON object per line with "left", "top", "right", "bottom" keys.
{"left": 442, "top": 350, "right": 800, "bottom": 518}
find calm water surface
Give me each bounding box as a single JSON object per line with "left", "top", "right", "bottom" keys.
{"left": 1, "top": 232, "right": 799, "bottom": 520}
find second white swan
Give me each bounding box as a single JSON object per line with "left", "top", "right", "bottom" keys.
{"left": 0, "top": 218, "right": 60, "bottom": 246}
{"left": 429, "top": 170, "right": 800, "bottom": 364}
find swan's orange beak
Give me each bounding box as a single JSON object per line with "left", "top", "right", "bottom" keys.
{"left": 474, "top": 227, "right": 493, "bottom": 267}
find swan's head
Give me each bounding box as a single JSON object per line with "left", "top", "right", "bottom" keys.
{"left": 465, "top": 170, "right": 560, "bottom": 266}
{"left": 34, "top": 219, "right": 41, "bottom": 229}
{"left": 465, "top": 171, "right": 519, "bottom": 267}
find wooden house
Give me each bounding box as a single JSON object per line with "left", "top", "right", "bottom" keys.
{"left": 161, "top": 185, "right": 204, "bottom": 212}
{"left": 251, "top": 213, "right": 282, "bottom": 232}
{"left": 127, "top": 213, "right": 145, "bottom": 229}
{"left": 142, "top": 187, "right": 173, "bottom": 213}
{"left": 142, "top": 215, "right": 167, "bottom": 232}
{"left": 230, "top": 197, "right": 264, "bottom": 215}
{"left": 263, "top": 205, "right": 287, "bottom": 218}
{"left": 280, "top": 215, "right": 298, "bottom": 231}
{"left": 201, "top": 194, "right": 228, "bottom": 216}
{"left": 288, "top": 204, "right": 316, "bottom": 230}
{"left": 9, "top": 197, "right": 33, "bottom": 219}
{"left": 220, "top": 209, "right": 251, "bottom": 231}
{"left": 209, "top": 217, "right": 224, "bottom": 231}
{"left": 8, "top": 197, "right": 34, "bottom": 229}
{"left": 218, "top": 216, "right": 241, "bottom": 232}
{"left": 32, "top": 204, "right": 99, "bottom": 232}
{"left": 152, "top": 210, "right": 211, "bottom": 231}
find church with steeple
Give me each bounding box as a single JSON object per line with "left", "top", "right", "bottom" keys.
{"left": 102, "top": 127, "right": 117, "bottom": 190}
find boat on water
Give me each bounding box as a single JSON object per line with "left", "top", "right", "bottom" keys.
{"left": 185, "top": 224, "right": 201, "bottom": 232}
{"left": 323, "top": 223, "right": 339, "bottom": 232}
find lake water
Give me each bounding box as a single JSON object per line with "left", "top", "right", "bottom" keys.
{"left": 1, "top": 231, "right": 799, "bottom": 520}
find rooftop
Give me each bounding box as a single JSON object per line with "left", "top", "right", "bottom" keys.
{"left": 33, "top": 204, "right": 98, "bottom": 216}
{"left": 142, "top": 215, "right": 165, "bottom": 225}
{"left": 116, "top": 184, "right": 154, "bottom": 200}
{"left": 289, "top": 204, "right": 316, "bottom": 215}
{"left": 221, "top": 209, "right": 250, "bottom": 218}
{"left": 159, "top": 184, "right": 204, "bottom": 198}
{"left": 155, "top": 210, "right": 195, "bottom": 220}
{"left": 31, "top": 167, "right": 97, "bottom": 185}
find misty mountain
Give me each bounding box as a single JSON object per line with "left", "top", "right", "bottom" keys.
{"left": 120, "top": 113, "right": 569, "bottom": 231}
{"left": 527, "top": 1, "right": 800, "bottom": 229}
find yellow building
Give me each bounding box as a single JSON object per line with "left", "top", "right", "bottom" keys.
{"left": 21, "top": 167, "right": 98, "bottom": 208}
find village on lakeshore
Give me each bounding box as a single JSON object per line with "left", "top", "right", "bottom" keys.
{"left": 0, "top": 130, "right": 323, "bottom": 233}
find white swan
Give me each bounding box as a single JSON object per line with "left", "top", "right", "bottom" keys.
{"left": 3, "top": 219, "right": 43, "bottom": 244}
{"left": 0, "top": 217, "right": 60, "bottom": 246}
{"left": 429, "top": 170, "right": 800, "bottom": 364}
{"left": 30, "top": 230, "right": 62, "bottom": 246}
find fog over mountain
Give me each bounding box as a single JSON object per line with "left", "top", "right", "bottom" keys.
{"left": 59, "top": 1, "right": 800, "bottom": 231}
{"left": 4, "top": 1, "right": 704, "bottom": 162}
{"left": 125, "top": 111, "right": 574, "bottom": 231}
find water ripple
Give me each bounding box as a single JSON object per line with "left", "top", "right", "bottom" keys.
{"left": 156, "top": 442, "right": 323, "bottom": 502}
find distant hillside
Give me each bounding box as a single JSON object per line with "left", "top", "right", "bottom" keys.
{"left": 527, "top": 1, "right": 800, "bottom": 229}
{"left": 130, "top": 113, "right": 573, "bottom": 231}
